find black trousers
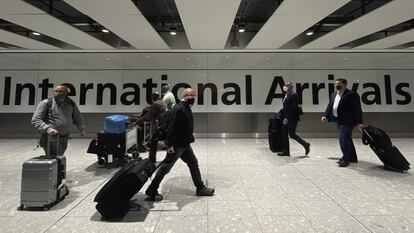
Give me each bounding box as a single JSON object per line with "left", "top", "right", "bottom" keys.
{"left": 281, "top": 120, "right": 308, "bottom": 155}
{"left": 148, "top": 134, "right": 158, "bottom": 163}
{"left": 147, "top": 145, "right": 204, "bottom": 192}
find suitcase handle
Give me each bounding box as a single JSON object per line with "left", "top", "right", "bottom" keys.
{"left": 46, "top": 134, "right": 60, "bottom": 157}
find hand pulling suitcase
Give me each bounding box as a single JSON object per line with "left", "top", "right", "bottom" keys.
{"left": 20, "top": 135, "right": 69, "bottom": 210}
{"left": 94, "top": 158, "right": 159, "bottom": 220}
{"left": 362, "top": 126, "right": 410, "bottom": 172}
{"left": 268, "top": 117, "right": 283, "bottom": 152}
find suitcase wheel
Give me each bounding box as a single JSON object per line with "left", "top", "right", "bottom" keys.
{"left": 98, "top": 158, "right": 105, "bottom": 165}
{"left": 17, "top": 204, "right": 24, "bottom": 211}
{"left": 132, "top": 152, "right": 139, "bottom": 158}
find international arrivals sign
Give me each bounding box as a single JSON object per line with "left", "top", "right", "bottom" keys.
{"left": 0, "top": 70, "right": 412, "bottom": 113}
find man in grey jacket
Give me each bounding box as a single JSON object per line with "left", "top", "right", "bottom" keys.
{"left": 32, "top": 84, "right": 85, "bottom": 156}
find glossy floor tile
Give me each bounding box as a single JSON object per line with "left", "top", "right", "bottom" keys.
{"left": 0, "top": 138, "right": 413, "bottom": 233}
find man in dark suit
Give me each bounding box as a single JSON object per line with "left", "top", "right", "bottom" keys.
{"left": 278, "top": 81, "right": 310, "bottom": 156}
{"left": 321, "top": 78, "right": 363, "bottom": 167}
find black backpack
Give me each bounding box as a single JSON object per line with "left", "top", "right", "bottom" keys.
{"left": 156, "top": 110, "right": 173, "bottom": 141}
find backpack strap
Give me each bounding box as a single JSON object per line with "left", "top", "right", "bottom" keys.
{"left": 46, "top": 97, "right": 75, "bottom": 121}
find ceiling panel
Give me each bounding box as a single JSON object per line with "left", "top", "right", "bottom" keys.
{"left": 175, "top": 0, "right": 241, "bottom": 49}
{"left": 0, "top": 28, "right": 59, "bottom": 49}
{"left": 303, "top": 0, "right": 414, "bottom": 49}
{"left": 64, "top": 0, "right": 168, "bottom": 49}
{"left": 355, "top": 28, "right": 414, "bottom": 49}
{"left": 247, "top": 0, "right": 350, "bottom": 49}
{"left": 0, "top": 0, "right": 113, "bottom": 49}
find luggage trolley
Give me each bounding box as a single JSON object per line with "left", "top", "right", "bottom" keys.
{"left": 87, "top": 121, "right": 150, "bottom": 166}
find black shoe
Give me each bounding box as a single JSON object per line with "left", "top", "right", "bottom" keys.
{"left": 338, "top": 158, "right": 358, "bottom": 163}
{"left": 277, "top": 152, "right": 290, "bottom": 156}
{"left": 304, "top": 143, "right": 310, "bottom": 155}
{"left": 338, "top": 160, "right": 350, "bottom": 167}
{"left": 196, "top": 186, "right": 215, "bottom": 196}
{"left": 145, "top": 188, "right": 163, "bottom": 202}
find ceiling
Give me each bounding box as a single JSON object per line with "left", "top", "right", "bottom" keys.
{"left": 0, "top": 0, "right": 413, "bottom": 50}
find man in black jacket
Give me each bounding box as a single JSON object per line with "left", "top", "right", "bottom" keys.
{"left": 321, "top": 78, "right": 363, "bottom": 167}
{"left": 278, "top": 81, "right": 310, "bottom": 156}
{"left": 145, "top": 88, "right": 215, "bottom": 201}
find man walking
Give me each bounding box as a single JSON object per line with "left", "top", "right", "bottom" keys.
{"left": 278, "top": 81, "right": 310, "bottom": 156}
{"left": 321, "top": 78, "right": 363, "bottom": 167}
{"left": 32, "top": 84, "right": 85, "bottom": 155}
{"left": 145, "top": 88, "right": 214, "bottom": 201}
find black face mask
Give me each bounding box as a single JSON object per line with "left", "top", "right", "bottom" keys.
{"left": 335, "top": 85, "right": 342, "bottom": 91}
{"left": 186, "top": 97, "right": 195, "bottom": 106}
{"left": 54, "top": 94, "right": 66, "bottom": 102}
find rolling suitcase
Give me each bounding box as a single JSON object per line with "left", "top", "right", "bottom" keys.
{"left": 94, "top": 158, "right": 158, "bottom": 220}
{"left": 268, "top": 117, "right": 283, "bottom": 152}
{"left": 362, "top": 126, "right": 410, "bottom": 172}
{"left": 20, "top": 135, "right": 69, "bottom": 210}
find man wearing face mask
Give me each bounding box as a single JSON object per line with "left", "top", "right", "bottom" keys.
{"left": 321, "top": 78, "right": 363, "bottom": 167}
{"left": 32, "top": 84, "right": 86, "bottom": 156}
{"left": 278, "top": 81, "right": 310, "bottom": 156}
{"left": 145, "top": 88, "right": 214, "bottom": 201}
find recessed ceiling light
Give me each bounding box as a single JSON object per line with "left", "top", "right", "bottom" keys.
{"left": 105, "top": 58, "right": 110, "bottom": 61}
{"left": 225, "top": 55, "right": 230, "bottom": 59}
{"left": 102, "top": 29, "right": 109, "bottom": 33}
{"left": 238, "top": 24, "right": 245, "bottom": 33}
{"left": 32, "top": 32, "right": 41, "bottom": 36}
{"left": 145, "top": 55, "right": 150, "bottom": 59}
{"left": 305, "top": 29, "right": 314, "bottom": 36}
{"left": 343, "top": 57, "right": 349, "bottom": 60}
{"left": 265, "top": 57, "right": 270, "bottom": 61}
{"left": 170, "top": 27, "right": 177, "bottom": 35}
{"left": 185, "top": 57, "right": 190, "bottom": 61}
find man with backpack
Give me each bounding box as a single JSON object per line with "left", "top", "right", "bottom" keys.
{"left": 138, "top": 92, "right": 167, "bottom": 163}
{"left": 145, "top": 88, "right": 215, "bottom": 201}
{"left": 32, "top": 84, "right": 85, "bottom": 155}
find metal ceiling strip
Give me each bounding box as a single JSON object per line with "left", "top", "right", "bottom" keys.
{"left": 303, "top": 0, "right": 414, "bottom": 49}
{"left": 247, "top": 0, "right": 350, "bottom": 49}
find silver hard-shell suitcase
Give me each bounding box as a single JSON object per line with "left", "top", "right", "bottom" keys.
{"left": 19, "top": 135, "right": 69, "bottom": 210}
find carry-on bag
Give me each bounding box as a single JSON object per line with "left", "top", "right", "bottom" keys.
{"left": 362, "top": 126, "right": 410, "bottom": 172}
{"left": 20, "top": 135, "right": 69, "bottom": 210}
{"left": 268, "top": 117, "right": 283, "bottom": 152}
{"left": 94, "top": 158, "right": 159, "bottom": 220}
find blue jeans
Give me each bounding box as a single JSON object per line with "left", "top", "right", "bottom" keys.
{"left": 337, "top": 124, "right": 358, "bottom": 162}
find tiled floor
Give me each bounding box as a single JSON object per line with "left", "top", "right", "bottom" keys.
{"left": 0, "top": 137, "right": 413, "bottom": 233}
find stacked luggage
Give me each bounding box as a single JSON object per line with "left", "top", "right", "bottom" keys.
{"left": 87, "top": 115, "right": 148, "bottom": 165}
{"left": 362, "top": 125, "right": 410, "bottom": 172}
{"left": 268, "top": 116, "right": 283, "bottom": 153}
{"left": 94, "top": 158, "right": 158, "bottom": 220}
{"left": 20, "top": 135, "right": 69, "bottom": 210}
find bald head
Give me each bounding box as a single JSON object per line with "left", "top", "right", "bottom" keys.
{"left": 54, "top": 84, "right": 70, "bottom": 96}
{"left": 182, "top": 88, "right": 196, "bottom": 99}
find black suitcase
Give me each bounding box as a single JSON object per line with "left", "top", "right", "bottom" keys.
{"left": 362, "top": 126, "right": 410, "bottom": 172}
{"left": 268, "top": 118, "right": 283, "bottom": 152}
{"left": 94, "top": 158, "right": 156, "bottom": 219}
